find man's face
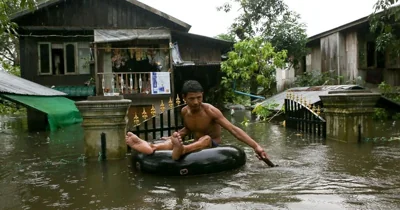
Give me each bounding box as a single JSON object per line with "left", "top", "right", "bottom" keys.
{"left": 184, "top": 92, "right": 203, "bottom": 111}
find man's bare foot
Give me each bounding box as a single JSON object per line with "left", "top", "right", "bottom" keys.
{"left": 171, "top": 132, "right": 185, "bottom": 160}
{"left": 125, "top": 132, "right": 153, "bottom": 155}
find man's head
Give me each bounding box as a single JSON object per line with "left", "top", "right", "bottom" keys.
{"left": 182, "top": 80, "right": 203, "bottom": 111}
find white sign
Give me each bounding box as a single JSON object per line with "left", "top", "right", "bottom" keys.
{"left": 151, "top": 72, "right": 171, "bottom": 94}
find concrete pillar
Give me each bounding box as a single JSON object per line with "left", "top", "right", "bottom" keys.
{"left": 75, "top": 96, "right": 131, "bottom": 160}
{"left": 319, "top": 90, "right": 381, "bottom": 143}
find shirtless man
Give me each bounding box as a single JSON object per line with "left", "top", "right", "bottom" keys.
{"left": 126, "top": 80, "right": 268, "bottom": 161}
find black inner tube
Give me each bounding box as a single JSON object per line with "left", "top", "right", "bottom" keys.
{"left": 131, "top": 145, "right": 247, "bottom": 176}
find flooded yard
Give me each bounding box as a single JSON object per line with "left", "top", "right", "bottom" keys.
{"left": 1, "top": 111, "right": 400, "bottom": 210}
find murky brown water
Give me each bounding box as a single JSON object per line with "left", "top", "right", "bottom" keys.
{"left": 1, "top": 112, "right": 400, "bottom": 210}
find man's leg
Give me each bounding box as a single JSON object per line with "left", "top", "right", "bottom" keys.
{"left": 170, "top": 132, "right": 211, "bottom": 160}
{"left": 125, "top": 132, "right": 173, "bottom": 154}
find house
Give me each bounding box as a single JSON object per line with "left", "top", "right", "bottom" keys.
{"left": 11, "top": 0, "right": 232, "bottom": 127}
{"left": 304, "top": 13, "right": 400, "bottom": 87}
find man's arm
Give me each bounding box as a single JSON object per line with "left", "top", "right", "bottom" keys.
{"left": 160, "top": 126, "right": 190, "bottom": 140}
{"left": 208, "top": 105, "right": 268, "bottom": 158}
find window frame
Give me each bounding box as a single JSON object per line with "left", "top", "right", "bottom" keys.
{"left": 38, "top": 42, "right": 52, "bottom": 75}
{"left": 77, "top": 42, "right": 92, "bottom": 75}
{"left": 63, "top": 42, "right": 78, "bottom": 75}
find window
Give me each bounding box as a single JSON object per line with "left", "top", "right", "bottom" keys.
{"left": 38, "top": 42, "right": 91, "bottom": 75}
{"left": 38, "top": 42, "right": 52, "bottom": 75}
{"left": 78, "top": 43, "right": 91, "bottom": 74}
{"left": 64, "top": 43, "right": 77, "bottom": 74}
{"left": 365, "top": 41, "right": 385, "bottom": 68}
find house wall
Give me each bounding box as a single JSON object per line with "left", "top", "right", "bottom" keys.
{"left": 338, "top": 32, "right": 347, "bottom": 82}
{"left": 321, "top": 33, "right": 339, "bottom": 73}
{"left": 276, "top": 66, "right": 295, "bottom": 92}
{"left": 345, "top": 31, "right": 358, "bottom": 82}
{"left": 19, "top": 36, "right": 92, "bottom": 87}
{"left": 308, "top": 27, "right": 400, "bottom": 86}
{"left": 14, "top": 0, "right": 187, "bottom": 32}
{"left": 306, "top": 45, "right": 321, "bottom": 73}
{"left": 171, "top": 34, "right": 224, "bottom": 62}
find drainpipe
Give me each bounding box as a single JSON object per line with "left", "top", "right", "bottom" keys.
{"left": 100, "top": 132, "right": 107, "bottom": 161}
{"left": 337, "top": 33, "right": 341, "bottom": 85}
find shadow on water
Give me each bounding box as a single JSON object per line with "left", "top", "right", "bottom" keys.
{"left": 1, "top": 112, "right": 400, "bottom": 209}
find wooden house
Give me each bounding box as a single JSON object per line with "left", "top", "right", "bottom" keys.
{"left": 11, "top": 0, "right": 232, "bottom": 127}
{"left": 304, "top": 13, "right": 400, "bottom": 87}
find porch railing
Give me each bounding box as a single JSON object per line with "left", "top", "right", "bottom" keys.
{"left": 285, "top": 92, "right": 326, "bottom": 138}
{"left": 97, "top": 72, "right": 170, "bottom": 95}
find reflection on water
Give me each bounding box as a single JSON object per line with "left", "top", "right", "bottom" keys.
{"left": 1, "top": 112, "right": 400, "bottom": 209}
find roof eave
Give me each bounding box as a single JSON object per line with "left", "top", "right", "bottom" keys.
{"left": 126, "top": 0, "right": 191, "bottom": 31}
{"left": 307, "top": 16, "right": 370, "bottom": 42}
{"left": 10, "top": 0, "right": 192, "bottom": 32}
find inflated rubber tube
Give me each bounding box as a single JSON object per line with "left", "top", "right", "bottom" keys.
{"left": 132, "top": 145, "right": 247, "bottom": 176}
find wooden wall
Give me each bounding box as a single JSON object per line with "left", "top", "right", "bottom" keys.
{"left": 306, "top": 42, "right": 321, "bottom": 73}
{"left": 344, "top": 31, "right": 358, "bottom": 82}
{"left": 19, "top": 36, "right": 93, "bottom": 86}
{"left": 172, "top": 33, "right": 228, "bottom": 63}
{"left": 320, "top": 32, "right": 339, "bottom": 73}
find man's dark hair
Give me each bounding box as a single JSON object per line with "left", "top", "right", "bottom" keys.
{"left": 182, "top": 80, "right": 203, "bottom": 95}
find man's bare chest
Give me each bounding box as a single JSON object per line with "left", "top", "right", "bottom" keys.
{"left": 183, "top": 113, "right": 213, "bottom": 132}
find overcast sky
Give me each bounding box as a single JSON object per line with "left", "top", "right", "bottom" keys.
{"left": 141, "top": 0, "right": 378, "bottom": 37}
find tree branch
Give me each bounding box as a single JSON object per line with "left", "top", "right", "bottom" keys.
{"left": 0, "top": 52, "right": 15, "bottom": 63}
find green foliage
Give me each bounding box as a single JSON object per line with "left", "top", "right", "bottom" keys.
{"left": 2, "top": 61, "right": 20, "bottom": 76}
{"left": 373, "top": 108, "right": 389, "bottom": 120}
{"left": 0, "top": 99, "right": 25, "bottom": 115}
{"left": 373, "top": 82, "right": 400, "bottom": 121}
{"left": 240, "top": 116, "right": 250, "bottom": 127}
{"left": 220, "top": 37, "right": 287, "bottom": 102}
{"left": 370, "top": 0, "right": 400, "bottom": 54}
{"left": 268, "top": 11, "right": 308, "bottom": 66}
{"left": 294, "top": 70, "right": 339, "bottom": 87}
{"left": 214, "top": 33, "right": 236, "bottom": 42}
{"left": 378, "top": 81, "right": 400, "bottom": 102}
{"left": 252, "top": 102, "right": 279, "bottom": 121}
{"left": 393, "top": 113, "right": 400, "bottom": 120}
{"left": 0, "top": 0, "right": 37, "bottom": 68}
{"left": 218, "top": 0, "right": 308, "bottom": 65}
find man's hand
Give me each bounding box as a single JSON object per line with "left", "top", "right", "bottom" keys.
{"left": 254, "top": 145, "right": 268, "bottom": 160}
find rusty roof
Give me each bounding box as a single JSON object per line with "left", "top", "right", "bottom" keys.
{"left": 0, "top": 70, "right": 67, "bottom": 96}
{"left": 257, "top": 85, "right": 364, "bottom": 111}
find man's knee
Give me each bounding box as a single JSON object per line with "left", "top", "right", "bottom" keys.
{"left": 200, "top": 135, "right": 212, "bottom": 146}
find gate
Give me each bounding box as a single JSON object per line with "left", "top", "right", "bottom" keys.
{"left": 127, "top": 96, "right": 187, "bottom": 141}
{"left": 285, "top": 92, "right": 326, "bottom": 138}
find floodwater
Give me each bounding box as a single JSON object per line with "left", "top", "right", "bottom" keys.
{"left": 1, "top": 111, "right": 400, "bottom": 210}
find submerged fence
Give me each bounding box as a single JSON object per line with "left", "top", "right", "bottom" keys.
{"left": 127, "top": 95, "right": 188, "bottom": 141}
{"left": 285, "top": 92, "right": 326, "bottom": 138}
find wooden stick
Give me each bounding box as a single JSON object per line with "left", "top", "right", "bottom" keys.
{"left": 262, "top": 157, "right": 278, "bottom": 167}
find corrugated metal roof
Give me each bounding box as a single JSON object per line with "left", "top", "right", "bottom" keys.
{"left": 94, "top": 29, "right": 171, "bottom": 43}
{"left": 0, "top": 70, "right": 67, "bottom": 96}
{"left": 257, "top": 85, "right": 364, "bottom": 111}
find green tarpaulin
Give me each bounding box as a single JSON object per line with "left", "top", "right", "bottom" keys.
{"left": 3, "top": 94, "right": 82, "bottom": 131}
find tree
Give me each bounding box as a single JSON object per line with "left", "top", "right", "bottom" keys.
{"left": 214, "top": 33, "right": 236, "bottom": 42}
{"left": 370, "top": 0, "right": 400, "bottom": 54}
{"left": 217, "top": 0, "right": 307, "bottom": 103}
{"left": 0, "top": 0, "right": 37, "bottom": 69}
{"left": 0, "top": 0, "right": 36, "bottom": 115}
{"left": 217, "top": 0, "right": 307, "bottom": 65}
{"left": 220, "top": 37, "right": 287, "bottom": 102}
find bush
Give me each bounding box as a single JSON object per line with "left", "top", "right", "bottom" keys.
{"left": 294, "top": 70, "right": 339, "bottom": 87}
